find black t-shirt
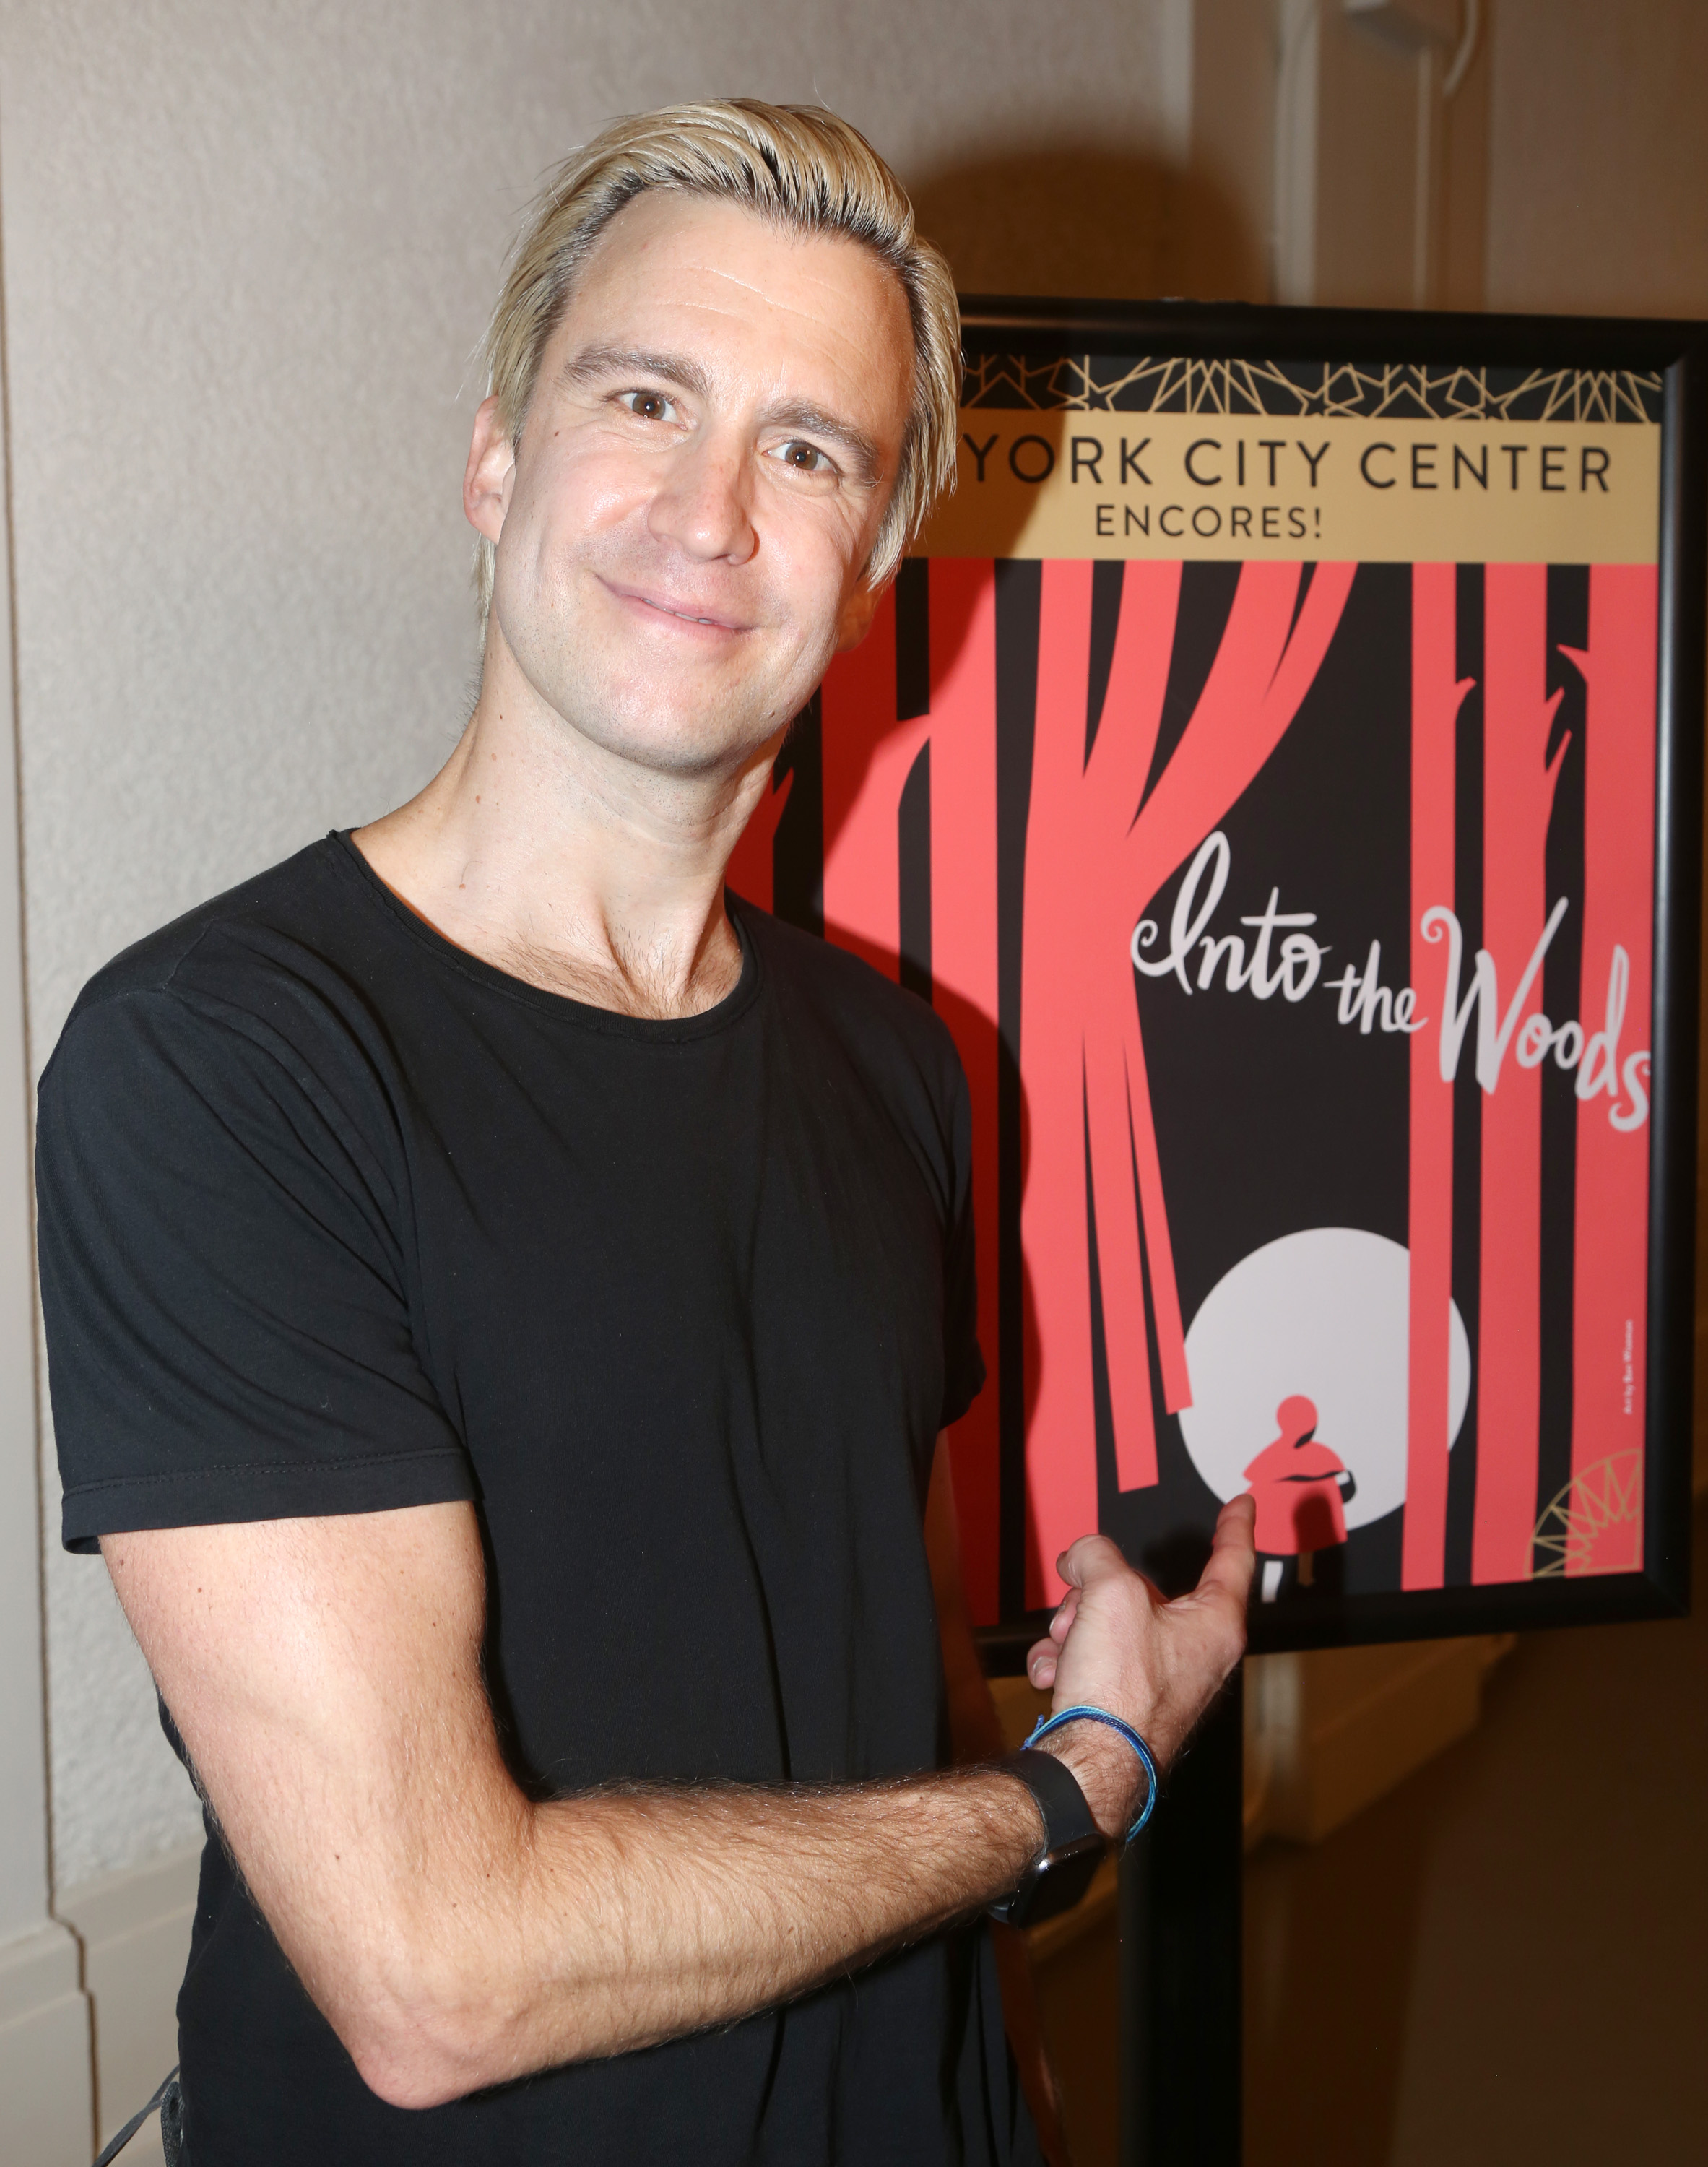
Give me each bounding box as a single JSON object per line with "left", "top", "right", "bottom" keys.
{"left": 38, "top": 834, "right": 1035, "bottom": 2167}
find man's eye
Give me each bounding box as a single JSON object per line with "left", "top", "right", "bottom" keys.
{"left": 620, "top": 390, "right": 675, "bottom": 422}
{"left": 776, "top": 440, "right": 831, "bottom": 474}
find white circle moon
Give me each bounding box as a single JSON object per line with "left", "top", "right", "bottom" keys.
{"left": 1177, "top": 1227, "right": 1470, "bottom": 1529}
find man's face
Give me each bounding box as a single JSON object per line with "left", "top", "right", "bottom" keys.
{"left": 472, "top": 190, "right": 916, "bottom": 778}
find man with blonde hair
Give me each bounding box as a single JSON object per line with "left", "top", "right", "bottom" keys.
{"left": 39, "top": 100, "right": 1253, "bottom": 2165}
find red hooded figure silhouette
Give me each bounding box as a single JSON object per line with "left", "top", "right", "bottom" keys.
{"left": 1243, "top": 1395, "right": 1353, "bottom": 1557}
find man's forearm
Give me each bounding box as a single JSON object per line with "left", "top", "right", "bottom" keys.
{"left": 103, "top": 1498, "right": 1248, "bottom": 2122}
{"left": 344, "top": 1763, "right": 1048, "bottom": 2107}
{"left": 108, "top": 1508, "right": 1086, "bottom": 2112}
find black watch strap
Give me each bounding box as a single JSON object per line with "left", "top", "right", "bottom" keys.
{"left": 987, "top": 1748, "right": 1108, "bottom": 1929}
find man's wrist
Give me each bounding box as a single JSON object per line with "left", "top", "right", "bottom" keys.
{"left": 984, "top": 1751, "right": 1107, "bottom": 1927}
{"left": 1034, "top": 1723, "right": 1148, "bottom": 1841}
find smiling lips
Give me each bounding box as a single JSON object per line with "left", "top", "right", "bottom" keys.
{"left": 607, "top": 579, "right": 750, "bottom": 636}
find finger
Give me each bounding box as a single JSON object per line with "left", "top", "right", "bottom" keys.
{"left": 1213, "top": 1493, "right": 1257, "bottom": 1554}
{"left": 1192, "top": 1496, "right": 1258, "bottom": 1612}
{"left": 1213, "top": 1494, "right": 1254, "bottom": 1544}
{"left": 1026, "top": 1635, "right": 1058, "bottom": 1688}
{"left": 1054, "top": 1533, "right": 1127, "bottom": 1591}
{"left": 1049, "top": 1590, "right": 1078, "bottom": 1645}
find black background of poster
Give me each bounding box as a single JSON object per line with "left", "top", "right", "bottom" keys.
{"left": 1106, "top": 560, "right": 1416, "bottom": 1604}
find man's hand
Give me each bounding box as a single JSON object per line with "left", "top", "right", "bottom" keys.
{"left": 1022, "top": 1497, "right": 1256, "bottom": 1838}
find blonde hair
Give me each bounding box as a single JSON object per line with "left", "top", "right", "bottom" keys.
{"left": 473, "top": 100, "right": 960, "bottom": 623}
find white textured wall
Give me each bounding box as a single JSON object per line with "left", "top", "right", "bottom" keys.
{"left": 0, "top": 0, "right": 1181, "bottom": 1888}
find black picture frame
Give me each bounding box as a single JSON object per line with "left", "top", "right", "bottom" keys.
{"left": 945, "top": 298, "right": 1707, "bottom": 1665}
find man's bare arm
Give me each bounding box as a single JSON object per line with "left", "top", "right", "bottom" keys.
{"left": 103, "top": 1493, "right": 1252, "bottom": 2111}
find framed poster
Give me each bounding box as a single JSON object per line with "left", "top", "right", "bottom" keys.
{"left": 726, "top": 300, "right": 1707, "bottom": 1653}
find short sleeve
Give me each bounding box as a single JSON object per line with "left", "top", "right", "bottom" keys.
{"left": 938, "top": 1053, "right": 987, "bottom": 1431}
{"left": 38, "top": 985, "right": 476, "bottom": 1552}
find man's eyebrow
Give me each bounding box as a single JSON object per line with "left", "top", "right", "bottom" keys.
{"left": 559, "top": 343, "right": 714, "bottom": 402}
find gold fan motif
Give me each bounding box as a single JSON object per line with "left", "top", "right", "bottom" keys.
{"left": 1530, "top": 1453, "right": 1644, "bottom": 1578}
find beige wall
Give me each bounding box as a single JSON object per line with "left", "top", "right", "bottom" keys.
{"left": 1180, "top": 0, "right": 1708, "bottom": 321}
{"left": 1487, "top": 0, "right": 1708, "bottom": 316}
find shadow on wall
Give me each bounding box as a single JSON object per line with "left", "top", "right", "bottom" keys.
{"left": 909, "top": 144, "right": 1261, "bottom": 305}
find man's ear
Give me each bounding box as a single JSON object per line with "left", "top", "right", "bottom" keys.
{"left": 833, "top": 571, "right": 891, "bottom": 654}
{"left": 464, "top": 395, "right": 516, "bottom": 545}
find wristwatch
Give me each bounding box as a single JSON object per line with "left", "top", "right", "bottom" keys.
{"left": 987, "top": 1749, "right": 1108, "bottom": 1928}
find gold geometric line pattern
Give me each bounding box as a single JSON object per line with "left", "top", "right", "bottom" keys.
{"left": 962, "top": 355, "right": 1665, "bottom": 425}
{"left": 1530, "top": 1451, "right": 1645, "bottom": 1578}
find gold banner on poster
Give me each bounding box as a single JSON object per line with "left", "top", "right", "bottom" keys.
{"left": 914, "top": 413, "right": 1661, "bottom": 564}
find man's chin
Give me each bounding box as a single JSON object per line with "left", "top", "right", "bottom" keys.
{"left": 556, "top": 691, "right": 789, "bottom": 782}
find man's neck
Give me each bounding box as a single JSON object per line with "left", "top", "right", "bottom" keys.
{"left": 355, "top": 643, "right": 781, "bottom": 1021}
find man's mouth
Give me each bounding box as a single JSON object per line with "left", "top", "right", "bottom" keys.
{"left": 605, "top": 579, "right": 750, "bottom": 635}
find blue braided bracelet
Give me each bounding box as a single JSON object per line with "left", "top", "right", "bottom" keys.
{"left": 1021, "top": 1705, "right": 1159, "bottom": 1844}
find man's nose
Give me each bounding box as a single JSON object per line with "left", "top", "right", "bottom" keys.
{"left": 646, "top": 435, "right": 758, "bottom": 565}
